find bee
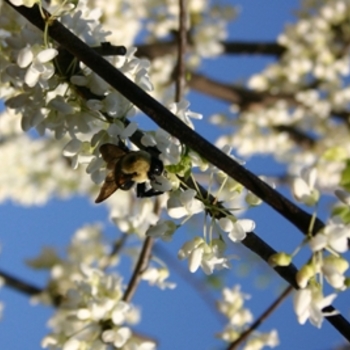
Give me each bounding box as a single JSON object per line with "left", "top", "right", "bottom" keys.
{"left": 95, "top": 143, "right": 164, "bottom": 203}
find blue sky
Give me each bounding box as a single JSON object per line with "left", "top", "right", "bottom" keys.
{"left": 1, "top": 1, "right": 349, "bottom": 349}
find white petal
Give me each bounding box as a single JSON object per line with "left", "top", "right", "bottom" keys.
{"left": 86, "top": 99, "right": 104, "bottom": 111}
{"left": 151, "top": 176, "right": 172, "bottom": 192}
{"left": 238, "top": 219, "right": 255, "bottom": 232}
{"left": 102, "top": 329, "right": 117, "bottom": 343}
{"left": 309, "top": 233, "right": 327, "bottom": 252}
{"left": 70, "top": 75, "right": 88, "bottom": 86}
{"left": 167, "top": 196, "right": 187, "bottom": 218}
{"left": 31, "top": 110, "right": 44, "bottom": 127}
{"left": 218, "top": 217, "right": 233, "bottom": 232}
{"left": 77, "top": 308, "right": 91, "bottom": 320}
{"left": 293, "top": 289, "right": 311, "bottom": 316}
{"left": 180, "top": 189, "right": 196, "bottom": 203}
{"left": 168, "top": 206, "right": 188, "bottom": 219}
{"left": 307, "top": 168, "right": 318, "bottom": 189}
{"left": 86, "top": 157, "right": 104, "bottom": 174}
{"left": 121, "top": 122, "right": 138, "bottom": 138}
{"left": 228, "top": 223, "right": 247, "bottom": 242}
{"left": 293, "top": 178, "right": 309, "bottom": 200}
{"left": 24, "top": 66, "right": 40, "bottom": 87}
{"left": 31, "top": 60, "right": 45, "bottom": 73}
{"left": 189, "top": 247, "right": 203, "bottom": 273}
{"left": 186, "top": 198, "right": 204, "bottom": 215}
{"left": 62, "top": 339, "right": 80, "bottom": 350}
{"left": 36, "top": 48, "right": 58, "bottom": 63}
{"left": 329, "top": 236, "right": 349, "bottom": 253}
{"left": 113, "top": 327, "right": 131, "bottom": 347}
{"left": 63, "top": 139, "right": 82, "bottom": 157}
{"left": 21, "top": 116, "right": 31, "bottom": 131}
{"left": 17, "top": 46, "right": 33, "bottom": 68}
{"left": 141, "top": 134, "right": 157, "bottom": 147}
{"left": 317, "top": 293, "right": 337, "bottom": 310}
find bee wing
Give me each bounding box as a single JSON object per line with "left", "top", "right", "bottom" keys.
{"left": 95, "top": 171, "right": 118, "bottom": 203}
{"left": 100, "top": 143, "right": 127, "bottom": 170}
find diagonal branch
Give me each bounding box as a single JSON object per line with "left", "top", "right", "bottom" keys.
{"left": 228, "top": 285, "right": 293, "bottom": 350}
{"left": 6, "top": 1, "right": 324, "bottom": 238}
{"left": 0, "top": 268, "right": 43, "bottom": 296}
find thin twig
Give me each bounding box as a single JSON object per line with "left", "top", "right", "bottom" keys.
{"left": 228, "top": 285, "right": 293, "bottom": 350}
{"left": 122, "top": 236, "right": 154, "bottom": 303}
{"left": 99, "top": 233, "right": 129, "bottom": 270}
{"left": 122, "top": 199, "right": 162, "bottom": 303}
{"left": 0, "top": 268, "right": 43, "bottom": 296}
{"left": 174, "top": 0, "right": 187, "bottom": 102}
{"left": 154, "top": 244, "right": 225, "bottom": 324}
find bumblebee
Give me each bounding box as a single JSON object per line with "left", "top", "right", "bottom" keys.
{"left": 95, "top": 143, "right": 164, "bottom": 203}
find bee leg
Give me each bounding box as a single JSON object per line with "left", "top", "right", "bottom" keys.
{"left": 136, "top": 183, "right": 163, "bottom": 198}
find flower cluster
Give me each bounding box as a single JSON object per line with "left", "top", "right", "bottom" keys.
{"left": 216, "top": 285, "right": 279, "bottom": 350}
{"left": 272, "top": 181, "right": 350, "bottom": 327}
{"left": 41, "top": 265, "right": 152, "bottom": 350}
{"left": 215, "top": 0, "right": 350, "bottom": 192}
{"left": 26, "top": 224, "right": 156, "bottom": 349}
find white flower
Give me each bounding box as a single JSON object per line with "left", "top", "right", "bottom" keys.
{"left": 248, "top": 74, "right": 269, "bottom": 91}
{"left": 111, "top": 302, "right": 130, "bottom": 325}
{"left": 150, "top": 175, "right": 172, "bottom": 193}
{"left": 17, "top": 45, "right": 58, "bottom": 87}
{"left": 309, "top": 220, "right": 350, "bottom": 253}
{"left": 322, "top": 255, "right": 349, "bottom": 290}
{"left": 102, "top": 327, "right": 132, "bottom": 348}
{"left": 167, "top": 189, "right": 204, "bottom": 219}
{"left": 293, "top": 285, "right": 338, "bottom": 328}
{"left": 63, "top": 139, "right": 94, "bottom": 170}
{"left": 218, "top": 217, "right": 255, "bottom": 242}
{"left": 178, "top": 237, "right": 230, "bottom": 274}
{"left": 217, "top": 285, "right": 252, "bottom": 323}
{"left": 292, "top": 167, "right": 319, "bottom": 206}
{"left": 141, "top": 267, "right": 176, "bottom": 289}
{"left": 141, "top": 129, "right": 181, "bottom": 166}
{"left": 296, "top": 264, "right": 316, "bottom": 289}
{"left": 107, "top": 121, "right": 138, "bottom": 140}
{"left": 244, "top": 330, "right": 279, "bottom": 350}
{"left": 168, "top": 99, "right": 203, "bottom": 130}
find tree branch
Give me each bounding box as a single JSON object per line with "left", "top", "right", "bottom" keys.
{"left": 122, "top": 199, "right": 161, "bottom": 303}
{"left": 228, "top": 285, "right": 293, "bottom": 350}
{"left": 136, "top": 40, "right": 285, "bottom": 60}
{"left": 174, "top": 0, "right": 187, "bottom": 102}
{"left": 222, "top": 41, "right": 285, "bottom": 56}
{"left": 0, "top": 268, "right": 43, "bottom": 296}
